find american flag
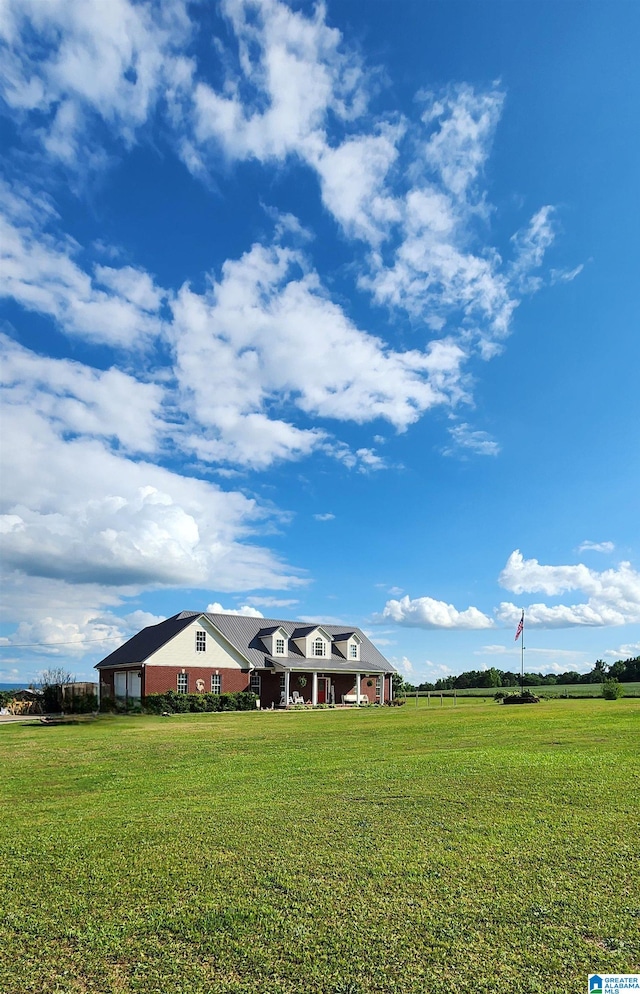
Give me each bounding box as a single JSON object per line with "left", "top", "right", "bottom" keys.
{"left": 514, "top": 611, "right": 524, "bottom": 641}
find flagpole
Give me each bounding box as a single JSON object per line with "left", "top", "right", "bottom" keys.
{"left": 521, "top": 610, "right": 525, "bottom": 695}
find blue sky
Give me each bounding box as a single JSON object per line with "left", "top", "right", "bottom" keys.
{"left": 1, "top": 0, "right": 639, "bottom": 685}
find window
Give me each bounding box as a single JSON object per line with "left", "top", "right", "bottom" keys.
{"left": 250, "top": 672, "right": 261, "bottom": 695}
{"left": 211, "top": 673, "right": 221, "bottom": 694}
{"left": 196, "top": 630, "right": 206, "bottom": 652}
{"left": 313, "top": 638, "right": 325, "bottom": 657}
{"left": 115, "top": 671, "right": 142, "bottom": 700}
{"left": 280, "top": 673, "right": 286, "bottom": 693}
{"left": 275, "top": 636, "right": 285, "bottom": 655}
{"left": 349, "top": 643, "right": 358, "bottom": 660}
{"left": 114, "top": 672, "right": 126, "bottom": 699}
{"left": 376, "top": 676, "right": 382, "bottom": 700}
{"left": 177, "top": 672, "right": 188, "bottom": 694}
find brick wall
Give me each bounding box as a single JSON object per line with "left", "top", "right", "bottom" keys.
{"left": 144, "top": 666, "right": 251, "bottom": 696}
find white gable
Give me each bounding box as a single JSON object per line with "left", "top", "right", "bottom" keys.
{"left": 146, "top": 617, "right": 246, "bottom": 670}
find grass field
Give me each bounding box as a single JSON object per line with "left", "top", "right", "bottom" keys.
{"left": 406, "top": 682, "right": 640, "bottom": 700}
{"left": 1, "top": 700, "right": 639, "bottom": 993}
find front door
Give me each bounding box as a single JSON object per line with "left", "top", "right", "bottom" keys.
{"left": 317, "top": 678, "right": 328, "bottom": 704}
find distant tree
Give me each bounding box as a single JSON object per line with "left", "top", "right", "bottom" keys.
{"left": 588, "top": 659, "right": 608, "bottom": 684}
{"left": 607, "top": 660, "right": 626, "bottom": 681}
{"left": 623, "top": 656, "right": 640, "bottom": 681}
{"left": 608, "top": 656, "right": 640, "bottom": 682}
{"left": 479, "top": 667, "right": 502, "bottom": 688}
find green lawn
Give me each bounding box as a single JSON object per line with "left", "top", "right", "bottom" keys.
{"left": 1, "top": 700, "right": 639, "bottom": 993}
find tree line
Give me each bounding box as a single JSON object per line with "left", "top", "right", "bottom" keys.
{"left": 402, "top": 656, "right": 640, "bottom": 692}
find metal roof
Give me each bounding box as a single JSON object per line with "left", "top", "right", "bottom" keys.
{"left": 96, "top": 611, "right": 394, "bottom": 674}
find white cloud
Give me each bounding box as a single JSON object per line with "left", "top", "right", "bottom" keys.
{"left": 604, "top": 642, "right": 640, "bottom": 659}
{"left": 244, "top": 596, "right": 299, "bottom": 609}
{"left": 418, "top": 83, "right": 504, "bottom": 198}
{"left": 2, "top": 181, "right": 468, "bottom": 473}
{"left": 510, "top": 206, "right": 556, "bottom": 292}
{"left": 7, "top": 616, "right": 126, "bottom": 657}
{"left": 358, "top": 84, "right": 540, "bottom": 358}
{"left": 0, "top": 589, "right": 167, "bottom": 665}
{"left": 379, "top": 549, "right": 640, "bottom": 633}
{"left": 314, "top": 513, "right": 335, "bottom": 522}
{"left": 578, "top": 540, "right": 614, "bottom": 554}
{"left": 182, "top": 7, "right": 555, "bottom": 358}
{"left": 0, "top": 395, "right": 305, "bottom": 594}
{"left": 297, "top": 615, "right": 345, "bottom": 626}
{"left": 377, "top": 594, "right": 494, "bottom": 629}
{"left": 2, "top": 1, "right": 559, "bottom": 371}
{"left": 190, "top": 0, "right": 366, "bottom": 164}
{"left": 443, "top": 422, "right": 500, "bottom": 457}
{"left": 1, "top": 3, "right": 564, "bottom": 481}
{"left": 311, "top": 127, "right": 403, "bottom": 244}
{"left": 550, "top": 263, "right": 584, "bottom": 284}
{"left": 497, "top": 550, "right": 640, "bottom": 628}
{"left": 420, "top": 660, "right": 455, "bottom": 681}
{"left": 390, "top": 655, "right": 414, "bottom": 676}
{"left": 171, "top": 236, "right": 468, "bottom": 468}
{"left": 1, "top": 334, "right": 165, "bottom": 454}
{"left": 206, "top": 602, "right": 264, "bottom": 617}
{"left": 0, "top": 191, "right": 167, "bottom": 348}
{"left": 0, "top": 0, "right": 193, "bottom": 166}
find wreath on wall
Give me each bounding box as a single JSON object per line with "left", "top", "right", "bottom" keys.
{"left": 366, "top": 679, "right": 373, "bottom": 687}
{"left": 297, "top": 675, "right": 307, "bottom": 687}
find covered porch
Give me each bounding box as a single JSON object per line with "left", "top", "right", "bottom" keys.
{"left": 270, "top": 664, "right": 390, "bottom": 708}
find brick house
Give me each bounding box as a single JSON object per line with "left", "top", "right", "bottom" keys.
{"left": 95, "top": 611, "right": 396, "bottom": 707}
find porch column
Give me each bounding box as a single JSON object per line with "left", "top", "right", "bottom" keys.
{"left": 356, "top": 672, "right": 361, "bottom": 705}
{"left": 284, "top": 670, "right": 290, "bottom": 707}
{"left": 389, "top": 673, "right": 393, "bottom": 702}
{"left": 312, "top": 671, "right": 318, "bottom": 706}
{"left": 381, "top": 673, "right": 386, "bottom": 703}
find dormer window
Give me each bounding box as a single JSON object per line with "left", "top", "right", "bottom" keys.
{"left": 258, "top": 626, "right": 289, "bottom": 658}
{"left": 313, "top": 638, "right": 325, "bottom": 657}
{"left": 332, "top": 632, "right": 361, "bottom": 661}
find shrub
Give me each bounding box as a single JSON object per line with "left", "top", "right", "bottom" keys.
{"left": 66, "top": 692, "right": 98, "bottom": 714}
{"left": 602, "top": 679, "right": 624, "bottom": 700}
{"left": 42, "top": 686, "right": 63, "bottom": 713}
{"left": 143, "top": 690, "right": 257, "bottom": 714}
{"left": 494, "top": 691, "right": 507, "bottom": 701}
